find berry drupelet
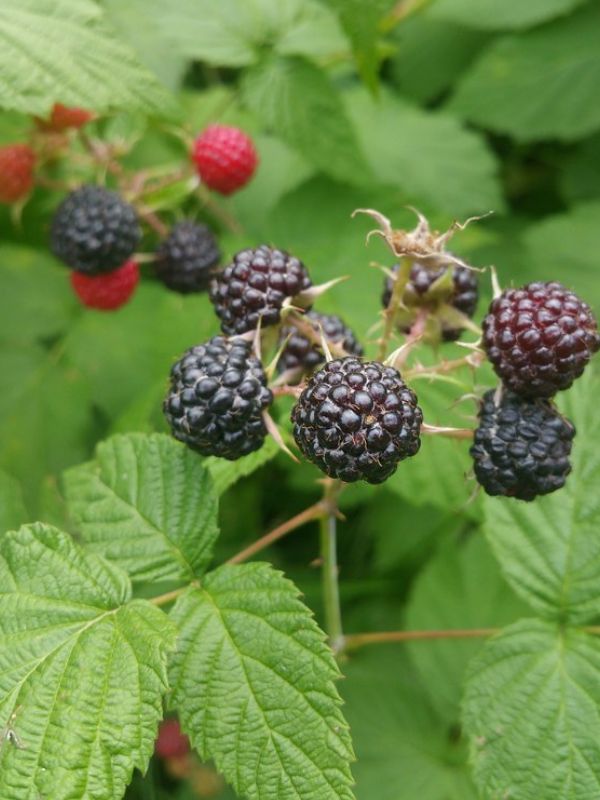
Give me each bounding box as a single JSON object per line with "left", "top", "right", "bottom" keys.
{"left": 382, "top": 261, "right": 478, "bottom": 342}
{"left": 278, "top": 311, "right": 363, "bottom": 376}
{"left": 192, "top": 124, "right": 258, "bottom": 195}
{"left": 164, "top": 336, "right": 273, "bottom": 460}
{"left": 210, "top": 245, "right": 312, "bottom": 335}
{"left": 51, "top": 185, "right": 141, "bottom": 274}
{"left": 155, "top": 221, "right": 220, "bottom": 293}
{"left": 483, "top": 281, "right": 599, "bottom": 398}
{"left": 470, "top": 389, "right": 575, "bottom": 501}
{"left": 291, "top": 357, "right": 422, "bottom": 484}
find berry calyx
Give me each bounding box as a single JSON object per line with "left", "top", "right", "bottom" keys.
{"left": 164, "top": 335, "right": 273, "bottom": 460}
{"left": 51, "top": 185, "right": 141, "bottom": 274}
{"left": 0, "top": 144, "right": 35, "bottom": 204}
{"left": 37, "top": 103, "right": 94, "bottom": 132}
{"left": 210, "top": 245, "right": 312, "bottom": 335}
{"left": 482, "top": 281, "right": 599, "bottom": 398}
{"left": 291, "top": 357, "right": 422, "bottom": 484}
{"left": 155, "top": 719, "right": 190, "bottom": 761}
{"left": 382, "top": 262, "right": 478, "bottom": 342}
{"left": 70, "top": 259, "right": 139, "bottom": 310}
{"left": 155, "top": 221, "right": 220, "bottom": 294}
{"left": 470, "top": 389, "right": 575, "bottom": 501}
{"left": 278, "top": 311, "right": 363, "bottom": 376}
{"left": 192, "top": 124, "right": 258, "bottom": 195}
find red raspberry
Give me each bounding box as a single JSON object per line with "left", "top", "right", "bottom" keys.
{"left": 192, "top": 124, "right": 258, "bottom": 195}
{"left": 155, "top": 719, "right": 190, "bottom": 760}
{"left": 39, "top": 103, "right": 94, "bottom": 132}
{"left": 483, "top": 281, "right": 599, "bottom": 398}
{"left": 0, "top": 144, "right": 35, "bottom": 203}
{"left": 70, "top": 259, "right": 139, "bottom": 311}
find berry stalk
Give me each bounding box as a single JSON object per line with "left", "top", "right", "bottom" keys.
{"left": 319, "top": 479, "right": 344, "bottom": 653}
{"left": 377, "top": 258, "right": 411, "bottom": 361}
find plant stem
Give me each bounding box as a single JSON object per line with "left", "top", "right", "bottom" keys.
{"left": 377, "top": 259, "right": 411, "bottom": 361}
{"left": 227, "top": 501, "right": 325, "bottom": 565}
{"left": 150, "top": 586, "right": 188, "bottom": 607}
{"left": 344, "top": 627, "right": 499, "bottom": 651}
{"left": 319, "top": 481, "right": 344, "bottom": 653}
{"left": 421, "top": 423, "right": 474, "bottom": 440}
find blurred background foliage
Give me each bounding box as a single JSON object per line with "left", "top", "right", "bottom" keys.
{"left": 0, "top": 1, "right": 599, "bottom": 797}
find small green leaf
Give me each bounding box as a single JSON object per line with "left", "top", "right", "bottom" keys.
{"left": 430, "top": 0, "right": 587, "bottom": 30}
{"left": 64, "top": 433, "right": 219, "bottom": 583}
{"left": 203, "top": 436, "right": 279, "bottom": 495}
{"left": 0, "top": 0, "right": 174, "bottom": 115}
{"left": 242, "top": 55, "right": 370, "bottom": 185}
{"left": 450, "top": 3, "right": 600, "bottom": 141}
{"left": 483, "top": 373, "right": 600, "bottom": 623}
{"left": 169, "top": 562, "right": 355, "bottom": 800}
{"left": 463, "top": 619, "right": 600, "bottom": 799}
{"left": 0, "top": 522, "right": 176, "bottom": 800}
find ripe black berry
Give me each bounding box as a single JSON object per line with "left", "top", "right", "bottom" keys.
{"left": 470, "top": 389, "right": 575, "bottom": 501}
{"left": 164, "top": 336, "right": 273, "bottom": 460}
{"left": 483, "top": 281, "right": 600, "bottom": 398}
{"left": 291, "top": 357, "right": 422, "bottom": 484}
{"left": 382, "top": 262, "right": 478, "bottom": 342}
{"left": 155, "top": 221, "right": 220, "bottom": 293}
{"left": 278, "top": 311, "right": 363, "bottom": 376}
{"left": 210, "top": 245, "right": 312, "bottom": 335}
{"left": 51, "top": 185, "right": 140, "bottom": 274}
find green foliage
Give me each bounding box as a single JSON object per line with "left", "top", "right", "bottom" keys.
{"left": 429, "top": 0, "right": 588, "bottom": 30}
{"left": 0, "top": 0, "right": 173, "bottom": 115}
{"left": 0, "top": 522, "right": 176, "bottom": 800}
{"left": 169, "top": 563, "right": 355, "bottom": 800}
{"left": 64, "top": 434, "right": 219, "bottom": 583}
{"left": 463, "top": 619, "right": 600, "bottom": 799}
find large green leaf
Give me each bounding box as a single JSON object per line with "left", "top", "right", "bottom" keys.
{"left": 0, "top": 0, "right": 173, "bottom": 115}
{"left": 483, "top": 374, "right": 600, "bottom": 623}
{"left": 463, "top": 619, "right": 600, "bottom": 799}
{"left": 342, "top": 647, "right": 477, "bottom": 800}
{"left": 405, "top": 535, "right": 527, "bottom": 722}
{"left": 430, "top": 0, "right": 588, "bottom": 30}
{"left": 345, "top": 87, "right": 504, "bottom": 216}
{"left": 560, "top": 135, "right": 600, "bottom": 205}
{"left": 450, "top": 3, "right": 600, "bottom": 141}
{"left": 0, "top": 522, "right": 175, "bottom": 800}
{"left": 242, "top": 55, "right": 370, "bottom": 185}
{"left": 169, "top": 563, "right": 355, "bottom": 800}
{"left": 64, "top": 434, "right": 219, "bottom": 583}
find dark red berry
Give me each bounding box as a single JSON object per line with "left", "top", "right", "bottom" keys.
{"left": 70, "top": 259, "right": 139, "bottom": 310}
{"left": 471, "top": 388, "right": 575, "bottom": 501}
{"left": 51, "top": 185, "right": 141, "bottom": 274}
{"left": 278, "top": 311, "right": 363, "bottom": 376}
{"left": 38, "top": 104, "right": 94, "bottom": 132}
{"left": 155, "top": 719, "right": 190, "bottom": 760}
{"left": 210, "top": 245, "right": 312, "bottom": 335}
{"left": 164, "top": 336, "right": 273, "bottom": 460}
{"left": 382, "top": 262, "right": 478, "bottom": 342}
{"left": 0, "top": 144, "right": 35, "bottom": 203}
{"left": 192, "top": 124, "right": 258, "bottom": 195}
{"left": 155, "top": 221, "right": 220, "bottom": 294}
{"left": 291, "top": 357, "right": 422, "bottom": 484}
{"left": 482, "top": 281, "right": 599, "bottom": 398}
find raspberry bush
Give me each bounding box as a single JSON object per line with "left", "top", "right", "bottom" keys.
{"left": 1, "top": 3, "right": 600, "bottom": 800}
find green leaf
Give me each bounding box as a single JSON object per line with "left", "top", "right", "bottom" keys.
{"left": 204, "top": 436, "right": 279, "bottom": 495}
{"left": 450, "top": 3, "right": 600, "bottom": 141}
{"left": 64, "top": 433, "right": 219, "bottom": 583}
{"left": 320, "top": 0, "right": 393, "bottom": 92}
{"left": 345, "top": 87, "right": 504, "bottom": 216}
{"left": 560, "top": 134, "right": 600, "bottom": 205}
{"left": 483, "top": 373, "right": 600, "bottom": 624}
{"left": 0, "top": 0, "right": 174, "bottom": 115}
{"left": 524, "top": 201, "right": 600, "bottom": 310}
{"left": 405, "top": 535, "right": 528, "bottom": 722}
{"left": 463, "top": 619, "right": 600, "bottom": 800}
{"left": 430, "top": 0, "right": 587, "bottom": 30}
{"left": 169, "top": 562, "right": 355, "bottom": 800}
{"left": 242, "top": 55, "right": 370, "bottom": 185}
{"left": 342, "top": 647, "right": 477, "bottom": 800}
{"left": 0, "top": 471, "right": 28, "bottom": 534}
{"left": 0, "top": 522, "right": 175, "bottom": 800}
{"left": 389, "top": 16, "right": 489, "bottom": 104}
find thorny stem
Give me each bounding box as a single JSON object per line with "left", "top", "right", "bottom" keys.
{"left": 421, "top": 423, "right": 474, "bottom": 440}
{"left": 377, "top": 258, "right": 411, "bottom": 361}
{"left": 405, "top": 350, "right": 486, "bottom": 381}
{"left": 78, "top": 130, "right": 124, "bottom": 179}
{"left": 289, "top": 312, "right": 348, "bottom": 359}
{"left": 319, "top": 480, "right": 344, "bottom": 653}
{"left": 271, "top": 384, "right": 303, "bottom": 398}
{"left": 137, "top": 208, "right": 169, "bottom": 237}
